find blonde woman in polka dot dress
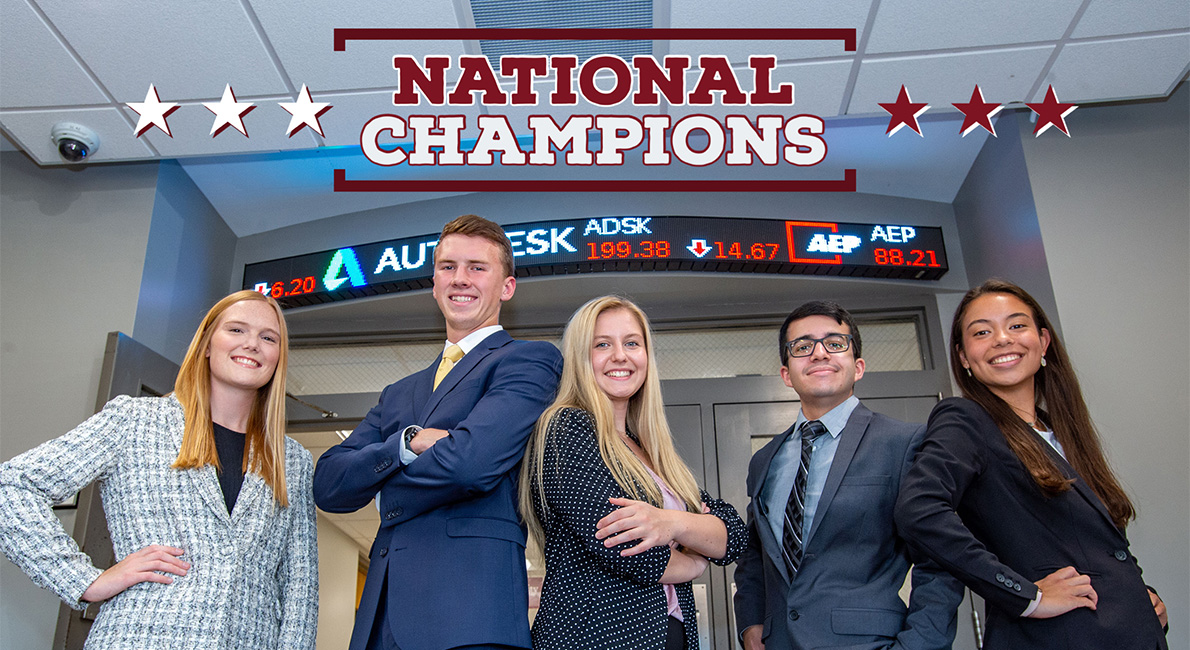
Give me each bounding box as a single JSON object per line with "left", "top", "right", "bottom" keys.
{"left": 520, "top": 296, "right": 747, "bottom": 650}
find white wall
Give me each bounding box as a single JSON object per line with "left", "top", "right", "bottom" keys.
{"left": 950, "top": 110, "right": 1060, "bottom": 332}
{"left": 1, "top": 150, "right": 241, "bottom": 649}
{"left": 132, "top": 160, "right": 237, "bottom": 364}
{"left": 316, "top": 515, "right": 361, "bottom": 650}
{"left": 0, "top": 151, "right": 159, "bottom": 649}
{"left": 1021, "top": 84, "right": 1189, "bottom": 646}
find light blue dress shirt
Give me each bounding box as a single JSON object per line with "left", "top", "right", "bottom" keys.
{"left": 1034, "top": 426, "right": 1066, "bottom": 459}
{"left": 760, "top": 395, "right": 860, "bottom": 546}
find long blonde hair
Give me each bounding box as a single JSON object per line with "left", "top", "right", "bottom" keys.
{"left": 172, "top": 290, "right": 292, "bottom": 507}
{"left": 520, "top": 296, "right": 701, "bottom": 551}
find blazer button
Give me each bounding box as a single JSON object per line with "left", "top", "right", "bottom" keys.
{"left": 788, "top": 610, "right": 799, "bottom": 621}
{"left": 374, "top": 459, "right": 392, "bottom": 472}
{"left": 995, "top": 573, "right": 1006, "bottom": 583}
{"left": 1004, "top": 578, "right": 1015, "bottom": 588}
{"left": 379, "top": 548, "right": 388, "bottom": 557}
{"left": 1114, "top": 550, "right": 1129, "bottom": 561}
{"left": 384, "top": 510, "right": 397, "bottom": 520}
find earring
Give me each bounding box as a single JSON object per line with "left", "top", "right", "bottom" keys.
{"left": 1040, "top": 357, "right": 1047, "bottom": 368}
{"left": 965, "top": 367, "right": 972, "bottom": 377}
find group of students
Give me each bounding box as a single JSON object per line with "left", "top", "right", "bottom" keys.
{"left": 0, "top": 214, "right": 1169, "bottom": 650}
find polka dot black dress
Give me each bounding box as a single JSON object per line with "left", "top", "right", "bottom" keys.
{"left": 529, "top": 408, "right": 747, "bottom": 650}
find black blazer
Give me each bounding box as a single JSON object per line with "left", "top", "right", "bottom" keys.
{"left": 529, "top": 408, "right": 748, "bottom": 650}
{"left": 895, "top": 397, "right": 1166, "bottom": 650}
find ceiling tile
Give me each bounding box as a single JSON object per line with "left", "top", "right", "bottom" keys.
{"left": 669, "top": 59, "right": 853, "bottom": 120}
{"left": 849, "top": 47, "right": 1054, "bottom": 115}
{"left": 321, "top": 516, "right": 374, "bottom": 549}
{"left": 304, "top": 447, "right": 332, "bottom": 463}
{"left": 866, "top": 0, "right": 1084, "bottom": 54}
{"left": 342, "top": 509, "right": 380, "bottom": 526}
{"left": 36, "top": 0, "right": 290, "bottom": 102}
{"left": 351, "top": 535, "right": 372, "bottom": 549}
{"left": 288, "top": 429, "right": 342, "bottom": 448}
{"left": 124, "top": 93, "right": 320, "bottom": 159}
{"left": 0, "top": 107, "right": 155, "bottom": 165}
{"left": 0, "top": 2, "right": 108, "bottom": 109}
{"left": 1074, "top": 0, "right": 1190, "bottom": 37}
{"left": 669, "top": 0, "right": 874, "bottom": 60}
{"left": 318, "top": 89, "right": 484, "bottom": 148}
{"left": 499, "top": 73, "right": 661, "bottom": 140}
{"left": 668, "top": 39, "right": 854, "bottom": 65}
{"left": 249, "top": 0, "right": 468, "bottom": 92}
{"left": 1041, "top": 34, "right": 1190, "bottom": 102}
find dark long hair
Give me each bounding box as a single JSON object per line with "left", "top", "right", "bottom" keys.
{"left": 950, "top": 279, "right": 1134, "bottom": 530}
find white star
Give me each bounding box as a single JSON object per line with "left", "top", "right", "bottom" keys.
{"left": 126, "top": 84, "right": 179, "bottom": 138}
{"left": 203, "top": 84, "right": 255, "bottom": 137}
{"left": 279, "top": 85, "right": 331, "bottom": 137}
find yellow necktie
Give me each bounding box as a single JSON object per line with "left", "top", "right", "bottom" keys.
{"left": 432, "top": 344, "right": 464, "bottom": 390}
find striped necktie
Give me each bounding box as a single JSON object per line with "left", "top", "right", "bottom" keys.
{"left": 780, "top": 419, "right": 828, "bottom": 578}
{"left": 432, "top": 344, "right": 464, "bottom": 390}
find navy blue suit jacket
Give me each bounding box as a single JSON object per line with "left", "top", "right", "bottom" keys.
{"left": 313, "top": 331, "right": 562, "bottom": 650}
{"left": 895, "top": 398, "right": 1167, "bottom": 650}
{"left": 733, "top": 403, "right": 963, "bottom": 650}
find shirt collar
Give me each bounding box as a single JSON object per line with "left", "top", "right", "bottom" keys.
{"left": 794, "top": 394, "right": 859, "bottom": 440}
{"left": 447, "top": 325, "right": 503, "bottom": 356}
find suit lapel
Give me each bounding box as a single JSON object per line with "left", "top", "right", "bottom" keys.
{"left": 751, "top": 424, "right": 796, "bottom": 584}
{"left": 1038, "top": 433, "right": 1123, "bottom": 537}
{"left": 411, "top": 360, "right": 435, "bottom": 415}
{"left": 417, "top": 330, "right": 512, "bottom": 423}
{"left": 805, "top": 404, "right": 871, "bottom": 548}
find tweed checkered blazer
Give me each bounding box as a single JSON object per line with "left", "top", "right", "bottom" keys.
{"left": 0, "top": 395, "right": 318, "bottom": 650}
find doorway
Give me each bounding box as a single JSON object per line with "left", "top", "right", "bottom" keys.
{"left": 55, "top": 333, "right": 180, "bottom": 650}
{"left": 660, "top": 374, "right": 979, "bottom": 650}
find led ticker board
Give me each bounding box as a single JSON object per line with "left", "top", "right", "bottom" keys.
{"left": 244, "top": 216, "right": 948, "bottom": 308}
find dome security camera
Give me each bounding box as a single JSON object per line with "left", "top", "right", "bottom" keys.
{"left": 50, "top": 122, "right": 99, "bottom": 163}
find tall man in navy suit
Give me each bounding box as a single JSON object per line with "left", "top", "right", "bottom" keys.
{"left": 733, "top": 301, "right": 963, "bottom": 650}
{"left": 314, "top": 214, "right": 563, "bottom": 650}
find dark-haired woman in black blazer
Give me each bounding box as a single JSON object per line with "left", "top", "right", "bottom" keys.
{"left": 895, "top": 279, "right": 1167, "bottom": 649}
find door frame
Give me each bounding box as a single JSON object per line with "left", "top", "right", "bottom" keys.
{"left": 53, "top": 333, "right": 180, "bottom": 650}
{"left": 659, "top": 368, "right": 951, "bottom": 650}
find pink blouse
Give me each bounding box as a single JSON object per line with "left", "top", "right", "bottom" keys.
{"left": 642, "top": 464, "right": 685, "bottom": 622}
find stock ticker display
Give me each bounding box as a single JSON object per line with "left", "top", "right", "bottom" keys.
{"left": 244, "top": 216, "right": 948, "bottom": 308}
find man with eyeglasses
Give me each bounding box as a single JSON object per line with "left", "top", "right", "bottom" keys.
{"left": 733, "top": 301, "right": 963, "bottom": 650}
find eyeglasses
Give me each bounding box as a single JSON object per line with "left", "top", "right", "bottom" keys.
{"left": 785, "top": 334, "right": 853, "bottom": 358}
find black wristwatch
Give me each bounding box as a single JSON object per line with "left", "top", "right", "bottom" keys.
{"left": 403, "top": 425, "right": 422, "bottom": 454}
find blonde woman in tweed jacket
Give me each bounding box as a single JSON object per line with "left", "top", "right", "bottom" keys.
{"left": 0, "top": 291, "right": 318, "bottom": 649}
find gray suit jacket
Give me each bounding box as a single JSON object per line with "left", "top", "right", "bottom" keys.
{"left": 733, "top": 403, "right": 963, "bottom": 650}
{"left": 0, "top": 395, "right": 318, "bottom": 650}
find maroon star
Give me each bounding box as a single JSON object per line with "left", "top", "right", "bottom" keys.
{"left": 879, "top": 85, "right": 929, "bottom": 136}
{"left": 1026, "top": 85, "right": 1077, "bottom": 136}
{"left": 953, "top": 85, "right": 1002, "bottom": 137}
